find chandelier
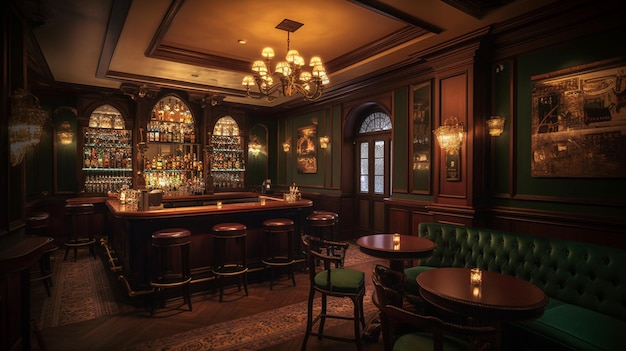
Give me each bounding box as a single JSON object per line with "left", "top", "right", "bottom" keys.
{"left": 434, "top": 116, "right": 465, "bottom": 153}
{"left": 242, "top": 19, "right": 329, "bottom": 102}
{"left": 9, "top": 89, "right": 49, "bottom": 166}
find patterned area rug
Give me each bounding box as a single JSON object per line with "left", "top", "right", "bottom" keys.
{"left": 39, "top": 251, "right": 120, "bottom": 328}
{"left": 123, "top": 243, "right": 380, "bottom": 351}
{"left": 123, "top": 295, "right": 378, "bottom": 351}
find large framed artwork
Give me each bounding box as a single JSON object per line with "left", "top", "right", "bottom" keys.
{"left": 296, "top": 125, "right": 317, "bottom": 174}
{"left": 531, "top": 58, "right": 626, "bottom": 178}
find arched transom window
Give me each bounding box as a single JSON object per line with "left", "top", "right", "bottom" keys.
{"left": 359, "top": 111, "right": 392, "bottom": 134}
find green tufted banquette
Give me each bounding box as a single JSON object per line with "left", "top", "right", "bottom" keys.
{"left": 403, "top": 222, "right": 626, "bottom": 351}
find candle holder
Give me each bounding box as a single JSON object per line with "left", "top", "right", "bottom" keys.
{"left": 392, "top": 233, "right": 401, "bottom": 245}
{"left": 392, "top": 233, "right": 401, "bottom": 250}
{"left": 259, "top": 197, "right": 266, "bottom": 206}
{"left": 472, "top": 286, "right": 481, "bottom": 298}
{"left": 470, "top": 268, "right": 482, "bottom": 286}
{"left": 216, "top": 201, "right": 222, "bottom": 209}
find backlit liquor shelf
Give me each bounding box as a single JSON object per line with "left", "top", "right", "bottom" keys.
{"left": 82, "top": 126, "right": 133, "bottom": 193}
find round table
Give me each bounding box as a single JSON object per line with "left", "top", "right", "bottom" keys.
{"left": 356, "top": 234, "right": 436, "bottom": 272}
{"left": 417, "top": 267, "right": 548, "bottom": 322}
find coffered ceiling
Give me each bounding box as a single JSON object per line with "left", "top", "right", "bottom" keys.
{"left": 25, "top": 0, "right": 556, "bottom": 109}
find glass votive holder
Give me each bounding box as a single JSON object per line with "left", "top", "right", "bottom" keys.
{"left": 472, "top": 286, "right": 481, "bottom": 298}
{"left": 470, "top": 268, "right": 482, "bottom": 286}
{"left": 392, "top": 233, "right": 401, "bottom": 245}
{"left": 260, "top": 197, "right": 266, "bottom": 206}
{"left": 216, "top": 201, "right": 222, "bottom": 209}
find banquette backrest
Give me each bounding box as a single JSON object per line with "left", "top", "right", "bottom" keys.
{"left": 416, "top": 222, "right": 626, "bottom": 321}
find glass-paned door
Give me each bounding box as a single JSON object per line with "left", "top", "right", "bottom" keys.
{"left": 356, "top": 111, "right": 391, "bottom": 235}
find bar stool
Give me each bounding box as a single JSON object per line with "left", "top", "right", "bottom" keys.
{"left": 262, "top": 218, "right": 296, "bottom": 290}
{"left": 26, "top": 212, "right": 58, "bottom": 297}
{"left": 150, "top": 228, "right": 192, "bottom": 316}
{"left": 64, "top": 203, "right": 97, "bottom": 261}
{"left": 212, "top": 223, "right": 248, "bottom": 302}
{"left": 307, "top": 212, "right": 342, "bottom": 266}
{"left": 307, "top": 212, "right": 338, "bottom": 241}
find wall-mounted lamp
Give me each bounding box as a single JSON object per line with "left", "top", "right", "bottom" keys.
{"left": 486, "top": 116, "right": 506, "bottom": 136}
{"left": 282, "top": 138, "right": 291, "bottom": 152}
{"left": 319, "top": 135, "right": 330, "bottom": 149}
{"left": 9, "top": 89, "right": 49, "bottom": 166}
{"left": 57, "top": 121, "right": 74, "bottom": 144}
{"left": 434, "top": 116, "right": 464, "bottom": 153}
{"left": 248, "top": 136, "right": 262, "bottom": 157}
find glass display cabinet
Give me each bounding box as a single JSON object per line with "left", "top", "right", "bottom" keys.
{"left": 144, "top": 96, "right": 203, "bottom": 195}
{"left": 210, "top": 116, "right": 245, "bottom": 190}
{"left": 81, "top": 104, "right": 133, "bottom": 193}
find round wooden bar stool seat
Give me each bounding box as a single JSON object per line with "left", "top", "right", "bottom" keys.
{"left": 150, "top": 228, "right": 192, "bottom": 316}
{"left": 307, "top": 212, "right": 337, "bottom": 241}
{"left": 26, "top": 212, "right": 50, "bottom": 237}
{"left": 212, "top": 223, "right": 248, "bottom": 302}
{"left": 262, "top": 218, "right": 296, "bottom": 290}
{"left": 307, "top": 212, "right": 343, "bottom": 266}
{"left": 64, "top": 203, "right": 97, "bottom": 261}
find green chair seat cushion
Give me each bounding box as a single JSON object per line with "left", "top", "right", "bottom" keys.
{"left": 513, "top": 302, "right": 626, "bottom": 351}
{"left": 314, "top": 268, "right": 364, "bottom": 294}
{"left": 393, "top": 332, "right": 468, "bottom": 351}
{"left": 404, "top": 265, "right": 435, "bottom": 296}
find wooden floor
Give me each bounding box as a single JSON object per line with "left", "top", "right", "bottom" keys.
{"left": 29, "top": 246, "right": 388, "bottom": 351}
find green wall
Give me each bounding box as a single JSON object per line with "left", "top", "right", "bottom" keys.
{"left": 496, "top": 32, "right": 626, "bottom": 216}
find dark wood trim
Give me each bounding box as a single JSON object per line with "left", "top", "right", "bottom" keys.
{"left": 95, "top": 0, "right": 132, "bottom": 79}
{"left": 349, "top": 0, "right": 443, "bottom": 33}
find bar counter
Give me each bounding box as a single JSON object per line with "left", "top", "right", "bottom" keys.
{"left": 105, "top": 192, "right": 312, "bottom": 295}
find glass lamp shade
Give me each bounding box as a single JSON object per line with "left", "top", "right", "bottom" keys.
{"left": 487, "top": 116, "right": 506, "bottom": 136}
{"left": 319, "top": 136, "right": 330, "bottom": 149}
{"left": 261, "top": 47, "right": 275, "bottom": 59}
{"left": 58, "top": 121, "right": 74, "bottom": 144}
{"left": 434, "top": 124, "right": 464, "bottom": 152}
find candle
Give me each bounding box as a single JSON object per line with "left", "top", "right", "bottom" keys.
{"left": 472, "top": 286, "right": 481, "bottom": 298}
{"left": 216, "top": 201, "right": 222, "bottom": 209}
{"left": 470, "top": 268, "right": 482, "bottom": 286}
{"left": 392, "top": 233, "right": 401, "bottom": 245}
{"left": 260, "top": 197, "right": 266, "bottom": 206}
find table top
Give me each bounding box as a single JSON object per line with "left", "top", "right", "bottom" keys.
{"left": 417, "top": 267, "right": 548, "bottom": 321}
{"left": 356, "top": 234, "right": 436, "bottom": 261}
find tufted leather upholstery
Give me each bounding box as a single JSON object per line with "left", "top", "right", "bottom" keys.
{"left": 409, "top": 222, "right": 626, "bottom": 351}
{"left": 416, "top": 222, "right": 626, "bottom": 322}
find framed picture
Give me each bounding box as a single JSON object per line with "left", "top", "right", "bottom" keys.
{"left": 296, "top": 125, "right": 317, "bottom": 174}
{"left": 531, "top": 58, "right": 626, "bottom": 178}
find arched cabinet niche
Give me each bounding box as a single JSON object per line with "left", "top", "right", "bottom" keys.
{"left": 143, "top": 95, "right": 203, "bottom": 195}
{"left": 210, "top": 116, "right": 245, "bottom": 190}
{"left": 82, "top": 104, "right": 133, "bottom": 194}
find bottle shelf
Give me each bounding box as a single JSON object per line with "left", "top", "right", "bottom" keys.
{"left": 83, "top": 168, "right": 132, "bottom": 172}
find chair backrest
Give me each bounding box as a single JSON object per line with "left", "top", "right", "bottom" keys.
{"left": 372, "top": 268, "right": 499, "bottom": 351}
{"left": 301, "top": 235, "right": 349, "bottom": 290}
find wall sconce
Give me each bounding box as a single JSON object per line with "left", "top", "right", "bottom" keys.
{"left": 486, "top": 116, "right": 506, "bottom": 136}
{"left": 57, "top": 121, "right": 74, "bottom": 144}
{"left": 319, "top": 135, "right": 330, "bottom": 149}
{"left": 434, "top": 116, "right": 464, "bottom": 153}
{"left": 282, "top": 138, "right": 291, "bottom": 152}
{"left": 434, "top": 116, "right": 464, "bottom": 182}
{"left": 8, "top": 89, "right": 49, "bottom": 166}
{"left": 248, "top": 136, "right": 262, "bottom": 157}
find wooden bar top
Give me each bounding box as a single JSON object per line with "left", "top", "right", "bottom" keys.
{"left": 106, "top": 194, "right": 312, "bottom": 219}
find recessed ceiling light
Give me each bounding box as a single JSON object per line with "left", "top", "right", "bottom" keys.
{"left": 238, "top": 39, "right": 247, "bottom": 44}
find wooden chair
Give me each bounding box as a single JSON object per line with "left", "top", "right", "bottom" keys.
{"left": 372, "top": 267, "right": 499, "bottom": 351}
{"left": 301, "top": 235, "right": 366, "bottom": 351}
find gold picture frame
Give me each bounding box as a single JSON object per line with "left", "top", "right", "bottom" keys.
{"left": 296, "top": 125, "right": 317, "bottom": 174}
